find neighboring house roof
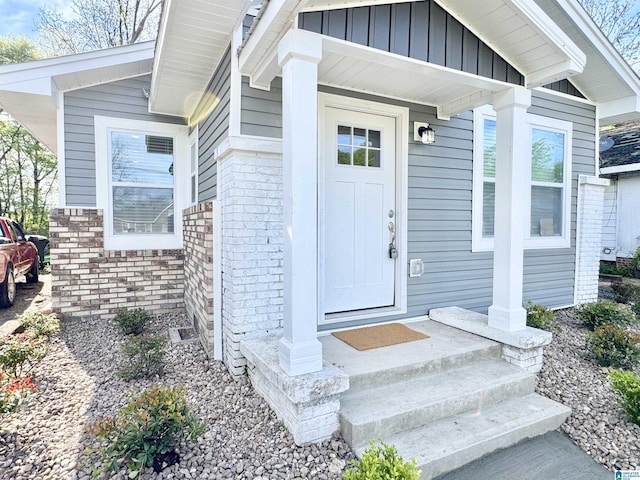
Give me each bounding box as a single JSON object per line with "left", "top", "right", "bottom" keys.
{"left": 0, "top": 42, "right": 154, "bottom": 153}
{"left": 599, "top": 120, "right": 640, "bottom": 174}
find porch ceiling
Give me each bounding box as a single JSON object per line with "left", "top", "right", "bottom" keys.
{"left": 318, "top": 35, "right": 512, "bottom": 119}
{"left": 149, "top": 0, "right": 247, "bottom": 118}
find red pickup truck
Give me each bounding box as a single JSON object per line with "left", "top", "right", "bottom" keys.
{"left": 0, "top": 217, "right": 39, "bottom": 308}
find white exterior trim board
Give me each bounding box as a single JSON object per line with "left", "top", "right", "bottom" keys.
{"left": 600, "top": 163, "right": 640, "bottom": 175}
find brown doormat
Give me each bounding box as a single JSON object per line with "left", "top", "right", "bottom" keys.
{"left": 332, "top": 323, "right": 429, "bottom": 351}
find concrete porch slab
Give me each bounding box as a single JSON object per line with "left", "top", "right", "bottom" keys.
{"left": 320, "top": 319, "right": 502, "bottom": 392}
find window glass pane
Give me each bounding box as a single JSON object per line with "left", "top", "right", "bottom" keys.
{"left": 482, "top": 181, "right": 495, "bottom": 237}
{"left": 111, "top": 132, "right": 174, "bottom": 185}
{"left": 530, "top": 186, "right": 562, "bottom": 236}
{"left": 483, "top": 119, "right": 496, "bottom": 178}
{"left": 191, "top": 176, "right": 196, "bottom": 204}
{"left": 337, "top": 125, "right": 351, "bottom": 145}
{"left": 368, "top": 130, "right": 380, "bottom": 148}
{"left": 353, "top": 147, "right": 367, "bottom": 166}
{"left": 190, "top": 143, "right": 196, "bottom": 172}
{"left": 113, "top": 187, "right": 174, "bottom": 234}
{"left": 531, "top": 128, "right": 564, "bottom": 183}
{"left": 368, "top": 149, "right": 381, "bottom": 168}
{"left": 353, "top": 128, "right": 367, "bottom": 147}
{"left": 338, "top": 145, "right": 351, "bottom": 165}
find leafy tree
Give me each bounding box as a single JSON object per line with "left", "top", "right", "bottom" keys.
{"left": 579, "top": 0, "right": 640, "bottom": 72}
{"left": 37, "top": 0, "right": 162, "bottom": 55}
{"left": 0, "top": 36, "right": 41, "bottom": 65}
{"left": 0, "top": 37, "right": 56, "bottom": 235}
{"left": 0, "top": 119, "right": 57, "bottom": 234}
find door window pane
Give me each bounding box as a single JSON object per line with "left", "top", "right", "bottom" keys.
{"left": 336, "top": 125, "right": 381, "bottom": 168}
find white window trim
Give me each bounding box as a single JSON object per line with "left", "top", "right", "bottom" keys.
{"left": 472, "top": 105, "right": 573, "bottom": 252}
{"left": 94, "top": 116, "right": 189, "bottom": 251}
{"left": 189, "top": 127, "right": 199, "bottom": 206}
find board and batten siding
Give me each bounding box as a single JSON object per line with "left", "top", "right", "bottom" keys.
{"left": 299, "top": 1, "right": 525, "bottom": 86}
{"left": 240, "top": 80, "right": 595, "bottom": 321}
{"left": 194, "top": 46, "right": 232, "bottom": 201}
{"left": 63, "top": 74, "right": 185, "bottom": 207}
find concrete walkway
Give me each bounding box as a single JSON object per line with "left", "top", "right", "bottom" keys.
{"left": 435, "top": 431, "right": 611, "bottom": 480}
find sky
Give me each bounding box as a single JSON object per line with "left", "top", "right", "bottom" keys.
{"left": 0, "top": 0, "right": 72, "bottom": 38}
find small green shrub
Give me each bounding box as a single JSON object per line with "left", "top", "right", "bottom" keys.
{"left": 342, "top": 440, "right": 420, "bottom": 480}
{"left": 114, "top": 308, "right": 149, "bottom": 335}
{"left": 610, "top": 281, "right": 640, "bottom": 318}
{"left": 20, "top": 312, "right": 60, "bottom": 338}
{"left": 590, "top": 324, "right": 640, "bottom": 369}
{"left": 576, "top": 301, "right": 636, "bottom": 330}
{"left": 87, "top": 386, "right": 204, "bottom": 477}
{"left": 118, "top": 335, "right": 166, "bottom": 381}
{"left": 610, "top": 369, "right": 640, "bottom": 425}
{"left": 0, "top": 333, "right": 47, "bottom": 377}
{"left": 600, "top": 262, "right": 632, "bottom": 277}
{"left": 525, "top": 302, "right": 555, "bottom": 330}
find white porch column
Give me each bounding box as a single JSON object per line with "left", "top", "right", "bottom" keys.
{"left": 278, "top": 30, "right": 323, "bottom": 375}
{"left": 488, "top": 87, "right": 531, "bottom": 332}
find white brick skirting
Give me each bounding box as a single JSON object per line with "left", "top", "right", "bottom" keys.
{"left": 240, "top": 337, "right": 349, "bottom": 445}
{"left": 575, "top": 175, "right": 609, "bottom": 304}
{"left": 217, "top": 137, "right": 285, "bottom": 376}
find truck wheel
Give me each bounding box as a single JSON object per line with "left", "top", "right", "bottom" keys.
{"left": 0, "top": 267, "right": 15, "bottom": 308}
{"left": 26, "top": 258, "right": 39, "bottom": 284}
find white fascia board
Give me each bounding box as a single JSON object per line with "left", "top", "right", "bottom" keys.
{"left": 600, "top": 163, "right": 640, "bottom": 175}
{"left": 554, "top": 0, "right": 640, "bottom": 94}
{"left": 149, "top": 0, "right": 173, "bottom": 111}
{"left": 525, "top": 59, "right": 584, "bottom": 89}
{"left": 599, "top": 95, "right": 640, "bottom": 124}
{"left": 238, "top": 0, "right": 309, "bottom": 86}
{"left": 0, "top": 42, "right": 155, "bottom": 94}
{"left": 510, "top": 0, "right": 585, "bottom": 78}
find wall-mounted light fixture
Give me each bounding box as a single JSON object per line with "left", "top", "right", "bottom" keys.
{"left": 414, "top": 122, "right": 435, "bottom": 144}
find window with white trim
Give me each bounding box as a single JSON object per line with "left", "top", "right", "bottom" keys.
{"left": 95, "top": 116, "right": 188, "bottom": 250}
{"left": 189, "top": 128, "right": 198, "bottom": 205}
{"left": 472, "top": 106, "right": 572, "bottom": 251}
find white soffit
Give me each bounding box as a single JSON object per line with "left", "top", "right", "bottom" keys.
{"left": 435, "top": 0, "right": 585, "bottom": 88}
{"left": 0, "top": 42, "right": 155, "bottom": 153}
{"left": 149, "top": 0, "right": 247, "bottom": 118}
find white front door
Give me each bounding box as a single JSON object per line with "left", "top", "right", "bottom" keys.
{"left": 323, "top": 107, "right": 397, "bottom": 314}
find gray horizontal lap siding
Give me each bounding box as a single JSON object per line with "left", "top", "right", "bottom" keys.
{"left": 195, "top": 46, "right": 232, "bottom": 201}
{"left": 299, "top": 1, "right": 524, "bottom": 86}
{"left": 63, "top": 75, "right": 185, "bottom": 207}
{"left": 243, "top": 83, "right": 594, "bottom": 323}
{"left": 241, "top": 76, "right": 282, "bottom": 138}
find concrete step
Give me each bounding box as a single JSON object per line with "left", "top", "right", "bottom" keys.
{"left": 328, "top": 326, "right": 503, "bottom": 394}
{"left": 356, "top": 393, "right": 570, "bottom": 480}
{"left": 340, "top": 360, "right": 535, "bottom": 446}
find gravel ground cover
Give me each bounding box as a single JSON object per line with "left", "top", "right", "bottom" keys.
{"left": 0, "top": 314, "right": 355, "bottom": 479}
{"left": 1, "top": 303, "right": 638, "bottom": 478}
{"left": 535, "top": 308, "right": 640, "bottom": 471}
